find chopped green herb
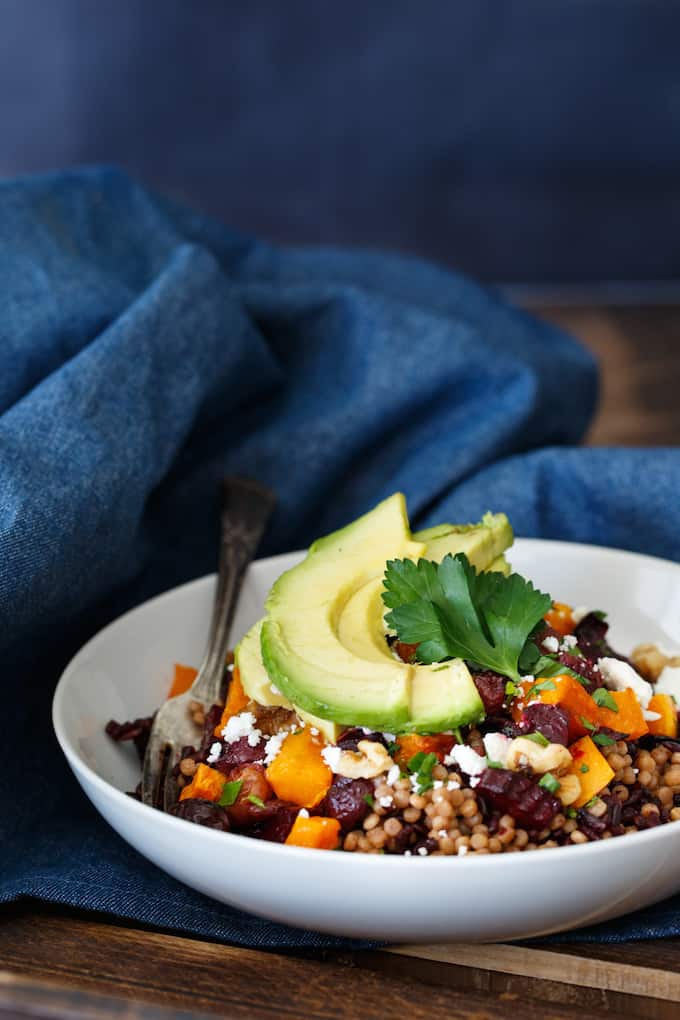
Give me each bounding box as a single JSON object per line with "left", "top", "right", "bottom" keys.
{"left": 486, "top": 759, "right": 503, "bottom": 769}
{"left": 592, "top": 610, "right": 607, "bottom": 621}
{"left": 386, "top": 740, "right": 400, "bottom": 757}
{"left": 579, "top": 764, "right": 590, "bottom": 774}
{"left": 538, "top": 772, "right": 560, "bottom": 794}
{"left": 363, "top": 793, "right": 375, "bottom": 808}
{"left": 247, "top": 794, "right": 265, "bottom": 808}
{"left": 524, "top": 731, "right": 550, "bottom": 747}
{"left": 382, "top": 553, "right": 552, "bottom": 683}
{"left": 217, "top": 780, "right": 243, "bottom": 807}
{"left": 583, "top": 796, "right": 599, "bottom": 809}
{"left": 408, "top": 751, "right": 439, "bottom": 793}
{"left": 566, "top": 806, "right": 578, "bottom": 818}
{"left": 573, "top": 674, "right": 590, "bottom": 688}
{"left": 593, "top": 732, "right": 616, "bottom": 747}
{"left": 505, "top": 680, "right": 521, "bottom": 698}
{"left": 579, "top": 716, "right": 597, "bottom": 733}
{"left": 592, "top": 688, "right": 618, "bottom": 712}
{"left": 527, "top": 678, "right": 557, "bottom": 699}
{"left": 453, "top": 727, "right": 464, "bottom": 744}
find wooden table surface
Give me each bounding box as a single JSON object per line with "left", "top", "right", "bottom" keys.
{"left": 3, "top": 305, "right": 680, "bottom": 1019}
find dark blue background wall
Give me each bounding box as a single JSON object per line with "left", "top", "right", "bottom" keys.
{"left": 2, "top": 0, "right": 679, "bottom": 285}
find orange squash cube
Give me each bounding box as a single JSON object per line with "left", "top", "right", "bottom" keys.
{"left": 179, "top": 763, "right": 226, "bottom": 803}
{"left": 285, "top": 815, "right": 341, "bottom": 849}
{"left": 647, "top": 693, "right": 678, "bottom": 738}
{"left": 266, "top": 728, "right": 332, "bottom": 808}
{"left": 567, "top": 735, "right": 615, "bottom": 807}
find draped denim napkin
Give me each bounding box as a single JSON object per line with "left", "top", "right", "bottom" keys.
{"left": 2, "top": 167, "right": 680, "bottom": 947}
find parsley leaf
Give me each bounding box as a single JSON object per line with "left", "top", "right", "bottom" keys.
{"left": 592, "top": 688, "right": 618, "bottom": 712}
{"left": 217, "top": 780, "right": 243, "bottom": 807}
{"left": 407, "top": 751, "right": 439, "bottom": 793}
{"left": 363, "top": 793, "right": 375, "bottom": 808}
{"left": 593, "top": 732, "right": 616, "bottom": 747}
{"left": 382, "top": 554, "right": 552, "bottom": 683}
{"left": 247, "top": 794, "right": 265, "bottom": 808}
{"left": 526, "top": 679, "right": 557, "bottom": 699}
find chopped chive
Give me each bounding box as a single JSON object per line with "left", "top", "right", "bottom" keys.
{"left": 579, "top": 764, "right": 590, "bottom": 774}
{"left": 592, "top": 688, "right": 618, "bottom": 712}
{"left": 217, "top": 780, "right": 243, "bottom": 807}
{"left": 524, "top": 731, "right": 550, "bottom": 747}
{"left": 593, "top": 732, "right": 616, "bottom": 747}
{"left": 247, "top": 794, "right": 265, "bottom": 808}
{"left": 538, "top": 772, "right": 560, "bottom": 794}
{"left": 363, "top": 793, "right": 375, "bottom": 808}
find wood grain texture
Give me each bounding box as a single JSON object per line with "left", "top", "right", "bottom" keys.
{"left": 0, "top": 908, "right": 586, "bottom": 1020}
{"left": 535, "top": 305, "right": 680, "bottom": 446}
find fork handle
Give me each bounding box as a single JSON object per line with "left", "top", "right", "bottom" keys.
{"left": 193, "top": 477, "right": 276, "bottom": 701}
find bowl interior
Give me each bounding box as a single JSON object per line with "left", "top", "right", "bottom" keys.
{"left": 57, "top": 539, "right": 680, "bottom": 797}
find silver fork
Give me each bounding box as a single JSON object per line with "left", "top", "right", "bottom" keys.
{"left": 141, "top": 476, "right": 276, "bottom": 810}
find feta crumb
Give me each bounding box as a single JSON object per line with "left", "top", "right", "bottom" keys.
{"left": 644, "top": 710, "right": 662, "bottom": 721}
{"left": 470, "top": 777, "right": 481, "bottom": 788}
{"left": 361, "top": 727, "right": 373, "bottom": 735}
{"left": 221, "top": 711, "right": 262, "bottom": 746}
{"left": 386, "top": 763, "right": 401, "bottom": 786}
{"left": 542, "top": 636, "right": 559, "bottom": 653}
{"left": 310, "top": 727, "right": 319, "bottom": 736}
{"left": 561, "top": 634, "right": 578, "bottom": 651}
{"left": 410, "top": 773, "right": 421, "bottom": 792}
{"left": 655, "top": 665, "right": 680, "bottom": 704}
{"left": 483, "top": 732, "right": 512, "bottom": 767}
{"left": 298, "top": 808, "right": 310, "bottom": 818}
{"left": 206, "top": 741, "right": 222, "bottom": 764}
{"left": 432, "top": 780, "right": 444, "bottom": 790}
{"left": 378, "top": 795, "right": 393, "bottom": 808}
{"left": 446, "top": 743, "right": 487, "bottom": 776}
{"left": 598, "top": 657, "right": 653, "bottom": 709}
{"left": 520, "top": 675, "right": 535, "bottom": 683}
{"left": 438, "top": 829, "right": 448, "bottom": 837}
{"left": 321, "top": 745, "right": 343, "bottom": 772}
{"left": 382, "top": 732, "right": 396, "bottom": 741}
{"left": 270, "top": 684, "right": 281, "bottom": 695}
{"left": 404, "top": 850, "right": 412, "bottom": 857}
{"left": 417, "top": 846, "right": 428, "bottom": 856}
{"left": 572, "top": 605, "right": 589, "bottom": 625}
{"left": 457, "top": 844, "right": 469, "bottom": 856}
{"left": 447, "top": 780, "right": 461, "bottom": 790}
{"left": 263, "top": 731, "right": 287, "bottom": 765}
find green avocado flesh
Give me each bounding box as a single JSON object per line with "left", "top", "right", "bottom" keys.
{"left": 239, "top": 493, "right": 513, "bottom": 734}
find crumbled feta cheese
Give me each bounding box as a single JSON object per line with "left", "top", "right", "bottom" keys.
{"left": 432, "top": 780, "right": 444, "bottom": 790}
{"left": 221, "top": 711, "right": 262, "bottom": 746}
{"left": 417, "top": 846, "right": 428, "bottom": 856}
{"left": 361, "top": 727, "right": 373, "bottom": 735}
{"left": 644, "top": 710, "right": 662, "bottom": 721}
{"left": 560, "top": 634, "right": 578, "bottom": 651}
{"left": 446, "top": 743, "right": 487, "bottom": 776}
{"left": 542, "top": 636, "right": 559, "bottom": 653}
{"left": 310, "top": 727, "right": 319, "bottom": 736}
{"left": 457, "top": 844, "right": 469, "bottom": 856}
{"left": 520, "top": 675, "right": 535, "bottom": 683}
{"left": 470, "top": 777, "right": 481, "bottom": 788}
{"left": 447, "top": 780, "right": 461, "bottom": 790}
{"left": 298, "top": 808, "right": 310, "bottom": 818}
{"left": 386, "top": 764, "right": 401, "bottom": 786}
{"left": 572, "top": 606, "right": 589, "bottom": 625}
{"left": 438, "top": 829, "right": 448, "bottom": 837}
{"left": 655, "top": 665, "right": 680, "bottom": 705}
{"left": 382, "top": 732, "right": 396, "bottom": 741}
{"left": 404, "top": 850, "right": 412, "bottom": 857}
{"left": 378, "top": 795, "right": 393, "bottom": 808}
{"left": 206, "top": 741, "right": 222, "bottom": 764}
{"left": 321, "top": 745, "right": 343, "bottom": 772}
{"left": 263, "top": 731, "right": 287, "bottom": 765}
{"left": 482, "top": 732, "right": 512, "bottom": 767}
{"left": 598, "top": 657, "right": 653, "bottom": 709}
{"left": 410, "top": 773, "right": 421, "bottom": 792}
{"left": 270, "top": 684, "right": 281, "bottom": 695}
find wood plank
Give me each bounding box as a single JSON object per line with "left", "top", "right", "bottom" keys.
{"left": 0, "top": 908, "right": 584, "bottom": 1020}
{"left": 387, "top": 941, "right": 680, "bottom": 1003}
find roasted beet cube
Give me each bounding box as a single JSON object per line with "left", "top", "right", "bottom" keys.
{"left": 105, "top": 714, "right": 155, "bottom": 762}
{"left": 476, "top": 768, "right": 560, "bottom": 830}
{"left": 249, "top": 802, "right": 300, "bottom": 843}
{"left": 520, "top": 703, "right": 569, "bottom": 746}
{"left": 471, "top": 670, "right": 506, "bottom": 714}
{"left": 170, "top": 798, "right": 231, "bottom": 831}
{"left": 210, "top": 736, "right": 267, "bottom": 774}
{"left": 322, "top": 776, "right": 374, "bottom": 832}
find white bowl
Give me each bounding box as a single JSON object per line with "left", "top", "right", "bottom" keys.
{"left": 53, "top": 539, "right": 680, "bottom": 943}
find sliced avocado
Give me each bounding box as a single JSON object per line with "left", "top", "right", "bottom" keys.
{"left": 409, "top": 660, "right": 483, "bottom": 731}
{"left": 423, "top": 511, "right": 513, "bottom": 569}
{"left": 487, "top": 553, "right": 511, "bottom": 576}
{"left": 236, "top": 620, "right": 341, "bottom": 742}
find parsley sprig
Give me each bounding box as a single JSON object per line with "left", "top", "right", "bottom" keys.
{"left": 382, "top": 553, "right": 552, "bottom": 684}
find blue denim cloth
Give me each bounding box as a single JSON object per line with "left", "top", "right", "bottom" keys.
{"left": 2, "top": 167, "right": 679, "bottom": 947}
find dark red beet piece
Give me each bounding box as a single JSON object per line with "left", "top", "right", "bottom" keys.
{"left": 210, "top": 736, "right": 267, "bottom": 774}
{"left": 105, "top": 715, "right": 155, "bottom": 762}
{"left": 248, "top": 802, "right": 300, "bottom": 843}
{"left": 520, "top": 704, "right": 569, "bottom": 746}
{"left": 322, "top": 776, "right": 374, "bottom": 831}
{"left": 170, "top": 798, "right": 231, "bottom": 831}
{"left": 475, "top": 769, "right": 560, "bottom": 830}
{"left": 555, "top": 653, "right": 601, "bottom": 692}
{"left": 574, "top": 613, "right": 629, "bottom": 664}
{"left": 471, "top": 670, "right": 506, "bottom": 714}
